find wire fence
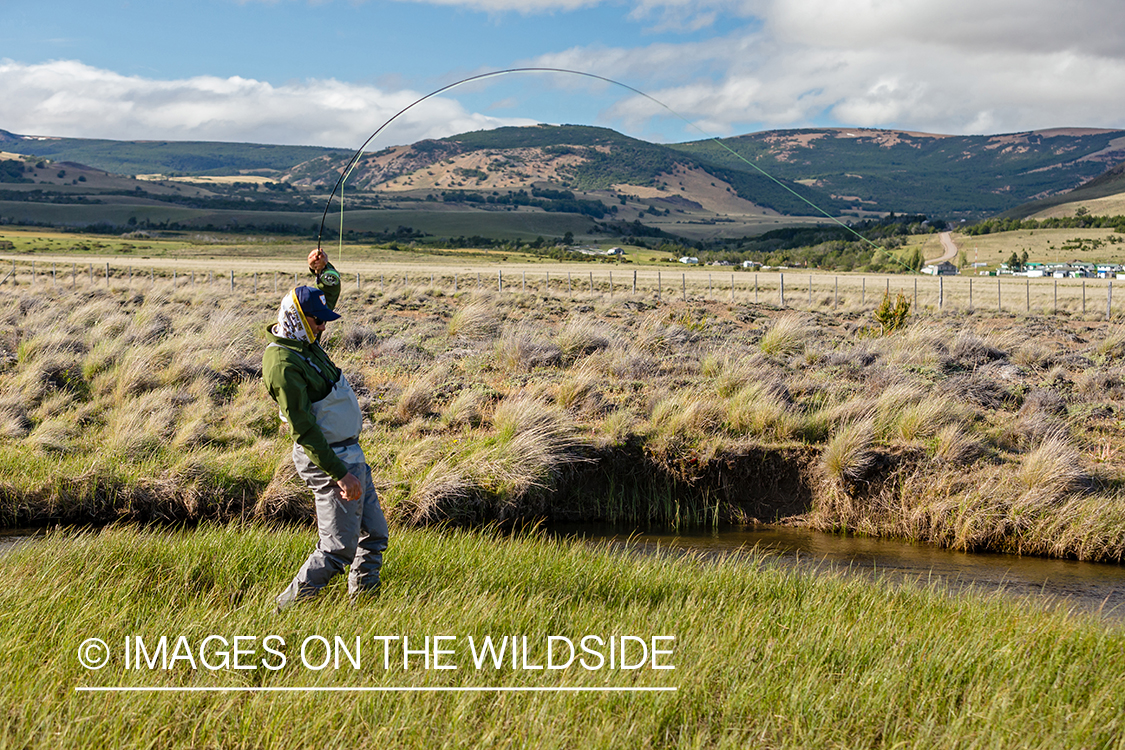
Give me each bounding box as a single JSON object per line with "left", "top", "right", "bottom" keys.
{"left": 0, "top": 259, "right": 1119, "bottom": 318}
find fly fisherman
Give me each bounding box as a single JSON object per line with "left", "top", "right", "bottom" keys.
{"left": 263, "top": 248, "right": 388, "bottom": 610}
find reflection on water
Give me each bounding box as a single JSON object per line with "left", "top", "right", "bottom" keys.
{"left": 0, "top": 528, "right": 36, "bottom": 557}
{"left": 551, "top": 523, "right": 1125, "bottom": 620}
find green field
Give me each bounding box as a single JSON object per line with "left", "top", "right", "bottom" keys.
{"left": 3, "top": 524, "right": 1124, "bottom": 749}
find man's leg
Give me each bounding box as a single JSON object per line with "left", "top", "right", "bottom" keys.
{"left": 348, "top": 461, "right": 388, "bottom": 596}
{"left": 276, "top": 447, "right": 362, "bottom": 609}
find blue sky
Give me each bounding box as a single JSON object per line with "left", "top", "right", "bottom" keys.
{"left": 3, "top": 0, "right": 1124, "bottom": 149}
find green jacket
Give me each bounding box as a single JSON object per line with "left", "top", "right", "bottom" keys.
{"left": 262, "top": 263, "right": 349, "bottom": 480}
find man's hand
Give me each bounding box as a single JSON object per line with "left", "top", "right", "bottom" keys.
{"left": 336, "top": 471, "right": 362, "bottom": 502}
{"left": 308, "top": 248, "right": 328, "bottom": 274}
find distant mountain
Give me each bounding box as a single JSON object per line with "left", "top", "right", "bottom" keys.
{"left": 280, "top": 124, "right": 1125, "bottom": 220}
{"left": 0, "top": 129, "right": 347, "bottom": 177}
{"left": 999, "top": 160, "right": 1125, "bottom": 219}
{"left": 672, "top": 128, "right": 1125, "bottom": 219}
{"left": 5, "top": 124, "right": 1125, "bottom": 221}
{"left": 282, "top": 124, "right": 845, "bottom": 218}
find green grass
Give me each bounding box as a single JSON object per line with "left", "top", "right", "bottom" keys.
{"left": 2, "top": 523, "right": 1124, "bottom": 748}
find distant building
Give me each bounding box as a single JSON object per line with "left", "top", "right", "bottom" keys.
{"left": 922, "top": 261, "right": 958, "bottom": 276}
{"left": 679, "top": 257, "right": 699, "bottom": 265}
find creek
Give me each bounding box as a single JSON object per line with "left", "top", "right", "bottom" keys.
{"left": 5, "top": 523, "right": 1125, "bottom": 620}
{"left": 551, "top": 523, "right": 1125, "bottom": 621}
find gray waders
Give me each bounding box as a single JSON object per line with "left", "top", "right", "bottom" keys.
{"left": 276, "top": 370, "right": 389, "bottom": 609}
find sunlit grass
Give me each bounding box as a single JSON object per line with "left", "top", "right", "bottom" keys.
{"left": 2, "top": 523, "right": 1124, "bottom": 749}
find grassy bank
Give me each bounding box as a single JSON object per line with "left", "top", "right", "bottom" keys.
{"left": 2, "top": 523, "right": 1123, "bottom": 749}
{"left": 3, "top": 273, "right": 1125, "bottom": 560}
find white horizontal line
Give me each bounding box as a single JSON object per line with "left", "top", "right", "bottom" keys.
{"left": 76, "top": 686, "right": 677, "bottom": 693}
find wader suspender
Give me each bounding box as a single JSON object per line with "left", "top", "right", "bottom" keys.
{"left": 268, "top": 343, "right": 358, "bottom": 449}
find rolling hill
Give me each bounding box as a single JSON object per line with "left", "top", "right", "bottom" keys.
{"left": 1000, "top": 160, "right": 1125, "bottom": 219}
{"left": 0, "top": 129, "right": 346, "bottom": 177}
{"left": 3, "top": 124, "right": 1125, "bottom": 244}
{"left": 673, "top": 128, "right": 1125, "bottom": 219}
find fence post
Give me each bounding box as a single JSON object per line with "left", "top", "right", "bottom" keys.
{"left": 1054, "top": 278, "right": 1057, "bottom": 313}
{"left": 453, "top": 273, "right": 457, "bottom": 292}
{"left": 1109, "top": 281, "right": 1114, "bottom": 320}
{"left": 522, "top": 272, "right": 526, "bottom": 292}
{"left": 998, "top": 278, "right": 1001, "bottom": 312}
{"left": 730, "top": 273, "right": 735, "bottom": 303}
{"left": 1083, "top": 281, "right": 1086, "bottom": 314}
{"left": 633, "top": 270, "right": 637, "bottom": 295}
{"left": 656, "top": 272, "right": 661, "bottom": 301}
{"left": 969, "top": 278, "right": 973, "bottom": 311}
{"left": 591, "top": 271, "right": 595, "bottom": 295}
{"left": 780, "top": 273, "right": 785, "bottom": 307}
{"left": 498, "top": 270, "right": 502, "bottom": 293}
{"left": 681, "top": 273, "right": 686, "bottom": 302}
{"left": 105, "top": 263, "right": 110, "bottom": 285}
{"left": 230, "top": 270, "right": 234, "bottom": 292}
{"left": 609, "top": 271, "right": 613, "bottom": 297}
{"left": 1026, "top": 278, "right": 1030, "bottom": 312}
{"left": 939, "top": 276, "right": 943, "bottom": 310}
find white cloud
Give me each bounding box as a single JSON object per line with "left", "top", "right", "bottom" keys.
{"left": 528, "top": 0, "right": 1125, "bottom": 137}
{"left": 0, "top": 59, "right": 535, "bottom": 147}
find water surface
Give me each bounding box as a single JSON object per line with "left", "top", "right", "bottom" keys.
{"left": 552, "top": 523, "right": 1125, "bottom": 620}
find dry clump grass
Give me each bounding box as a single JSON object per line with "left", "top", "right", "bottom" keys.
{"left": 758, "top": 312, "right": 811, "bottom": 359}
{"left": 254, "top": 458, "right": 312, "bottom": 520}
{"left": 1093, "top": 326, "right": 1125, "bottom": 361}
{"left": 396, "top": 395, "right": 587, "bottom": 524}
{"left": 819, "top": 420, "right": 875, "bottom": 487}
{"left": 3, "top": 279, "right": 1125, "bottom": 559}
{"left": 932, "top": 422, "right": 983, "bottom": 465}
{"left": 725, "top": 383, "right": 797, "bottom": 442}
{"left": 440, "top": 387, "right": 492, "bottom": 429}
{"left": 555, "top": 317, "right": 614, "bottom": 361}
{"left": 555, "top": 364, "right": 601, "bottom": 413}
{"left": 1015, "top": 432, "right": 1086, "bottom": 499}
{"left": 648, "top": 392, "right": 725, "bottom": 443}
{"left": 448, "top": 300, "right": 501, "bottom": 340}
{"left": 395, "top": 379, "right": 435, "bottom": 424}
{"left": 494, "top": 329, "right": 563, "bottom": 371}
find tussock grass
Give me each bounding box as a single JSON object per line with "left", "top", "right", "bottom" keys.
{"left": 3, "top": 279, "right": 1125, "bottom": 560}
{"left": 819, "top": 420, "right": 875, "bottom": 487}
{"left": 757, "top": 312, "right": 811, "bottom": 358}
{"left": 448, "top": 300, "right": 501, "bottom": 339}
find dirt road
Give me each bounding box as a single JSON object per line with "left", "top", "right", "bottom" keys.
{"left": 933, "top": 232, "right": 959, "bottom": 264}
